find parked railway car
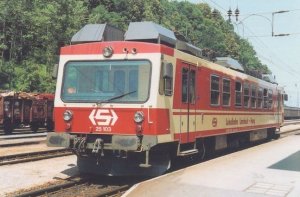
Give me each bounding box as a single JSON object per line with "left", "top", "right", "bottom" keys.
{"left": 0, "top": 91, "right": 54, "bottom": 134}
{"left": 284, "top": 106, "right": 300, "bottom": 120}
{"left": 47, "top": 22, "right": 285, "bottom": 176}
{"left": 31, "top": 93, "right": 55, "bottom": 132}
{"left": 0, "top": 91, "right": 34, "bottom": 134}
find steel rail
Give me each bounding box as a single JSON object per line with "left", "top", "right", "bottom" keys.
{"left": 0, "top": 141, "right": 43, "bottom": 148}
{"left": 15, "top": 178, "right": 130, "bottom": 197}
{"left": 94, "top": 185, "right": 130, "bottom": 197}
{"left": 15, "top": 178, "right": 87, "bottom": 197}
{"left": 0, "top": 149, "right": 73, "bottom": 166}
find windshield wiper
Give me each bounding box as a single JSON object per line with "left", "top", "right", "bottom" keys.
{"left": 99, "top": 90, "right": 137, "bottom": 104}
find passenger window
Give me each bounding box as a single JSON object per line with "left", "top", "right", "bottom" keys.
{"left": 222, "top": 78, "right": 230, "bottom": 106}
{"left": 210, "top": 75, "right": 220, "bottom": 105}
{"left": 268, "top": 89, "right": 273, "bottom": 109}
{"left": 251, "top": 85, "right": 257, "bottom": 108}
{"left": 244, "top": 83, "right": 250, "bottom": 108}
{"left": 263, "top": 88, "right": 268, "bottom": 109}
{"left": 235, "top": 81, "right": 242, "bottom": 107}
{"left": 257, "top": 88, "right": 263, "bottom": 108}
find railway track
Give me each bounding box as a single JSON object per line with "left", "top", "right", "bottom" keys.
{"left": 5, "top": 122, "right": 300, "bottom": 197}
{"left": 0, "top": 133, "right": 47, "bottom": 140}
{"left": 0, "top": 127, "right": 47, "bottom": 135}
{"left": 8, "top": 129, "right": 300, "bottom": 197}
{"left": 14, "top": 176, "right": 135, "bottom": 197}
{"left": 0, "top": 149, "right": 73, "bottom": 166}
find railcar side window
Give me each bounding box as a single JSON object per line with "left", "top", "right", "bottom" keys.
{"left": 257, "top": 88, "right": 263, "bottom": 108}
{"left": 159, "top": 62, "right": 173, "bottom": 96}
{"left": 251, "top": 85, "right": 257, "bottom": 108}
{"left": 263, "top": 88, "right": 268, "bottom": 109}
{"left": 164, "top": 77, "right": 173, "bottom": 96}
{"left": 181, "top": 68, "right": 195, "bottom": 103}
{"left": 268, "top": 89, "right": 273, "bottom": 109}
{"left": 235, "top": 81, "right": 242, "bottom": 107}
{"left": 210, "top": 75, "right": 220, "bottom": 105}
{"left": 222, "top": 78, "right": 230, "bottom": 106}
{"left": 244, "top": 83, "right": 250, "bottom": 108}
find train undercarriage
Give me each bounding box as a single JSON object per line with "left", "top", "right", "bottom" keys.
{"left": 48, "top": 127, "right": 280, "bottom": 176}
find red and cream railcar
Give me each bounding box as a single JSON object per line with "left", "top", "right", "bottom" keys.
{"left": 47, "top": 22, "right": 285, "bottom": 176}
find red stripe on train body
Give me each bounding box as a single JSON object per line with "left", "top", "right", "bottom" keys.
{"left": 54, "top": 107, "right": 170, "bottom": 135}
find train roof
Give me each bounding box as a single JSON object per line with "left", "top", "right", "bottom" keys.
{"left": 215, "top": 57, "right": 244, "bottom": 72}
{"left": 71, "top": 24, "right": 124, "bottom": 44}
{"left": 68, "top": 21, "right": 277, "bottom": 86}
{"left": 125, "top": 21, "right": 177, "bottom": 47}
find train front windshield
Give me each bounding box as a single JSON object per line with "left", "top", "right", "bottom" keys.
{"left": 61, "top": 60, "right": 151, "bottom": 103}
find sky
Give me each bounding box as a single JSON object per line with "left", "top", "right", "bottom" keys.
{"left": 188, "top": 0, "right": 300, "bottom": 107}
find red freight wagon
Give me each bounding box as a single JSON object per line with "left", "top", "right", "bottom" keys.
{"left": 31, "top": 93, "right": 54, "bottom": 132}
{"left": 0, "top": 91, "right": 34, "bottom": 134}
{"left": 0, "top": 91, "right": 54, "bottom": 134}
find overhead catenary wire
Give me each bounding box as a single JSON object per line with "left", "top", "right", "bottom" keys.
{"left": 245, "top": 32, "right": 300, "bottom": 38}
{"left": 198, "top": 0, "right": 300, "bottom": 81}
{"left": 239, "top": 8, "right": 300, "bottom": 17}
{"left": 241, "top": 24, "right": 300, "bottom": 78}
{"left": 205, "top": 0, "right": 227, "bottom": 12}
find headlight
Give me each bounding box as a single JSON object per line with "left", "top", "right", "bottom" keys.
{"left": 103, "top": 46, "right": 113, "bottom": 58}
{"left": 134, "top": 111, "right": 144, "bottom": 123}
{"left": 63, "top": 110, "right": 73, "bottom": 122}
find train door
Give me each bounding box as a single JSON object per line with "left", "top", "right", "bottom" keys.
{"left": 180, "top": 63, "right": 197, "bottom": 144}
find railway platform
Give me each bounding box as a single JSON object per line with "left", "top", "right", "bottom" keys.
{"left": 124, "top": 134, "right": 300, "bottom": 197}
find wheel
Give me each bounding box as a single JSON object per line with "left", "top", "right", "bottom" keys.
{"left": 3, "top": 119, "right": 13, "bottom": 135}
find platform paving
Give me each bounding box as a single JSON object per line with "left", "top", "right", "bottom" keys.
{"left": 124, "top": 135, "right": 300, "bottom": 197}
{"left": 0, "top": 155, "right": 77, "bottom": 196}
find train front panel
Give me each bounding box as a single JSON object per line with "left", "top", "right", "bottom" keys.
{"left": 47, "top": 41, "right": 175, "bottom": 175}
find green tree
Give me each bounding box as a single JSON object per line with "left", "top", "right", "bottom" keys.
{"left": 0, "top": 0, "right": 271, "bottom": 92}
